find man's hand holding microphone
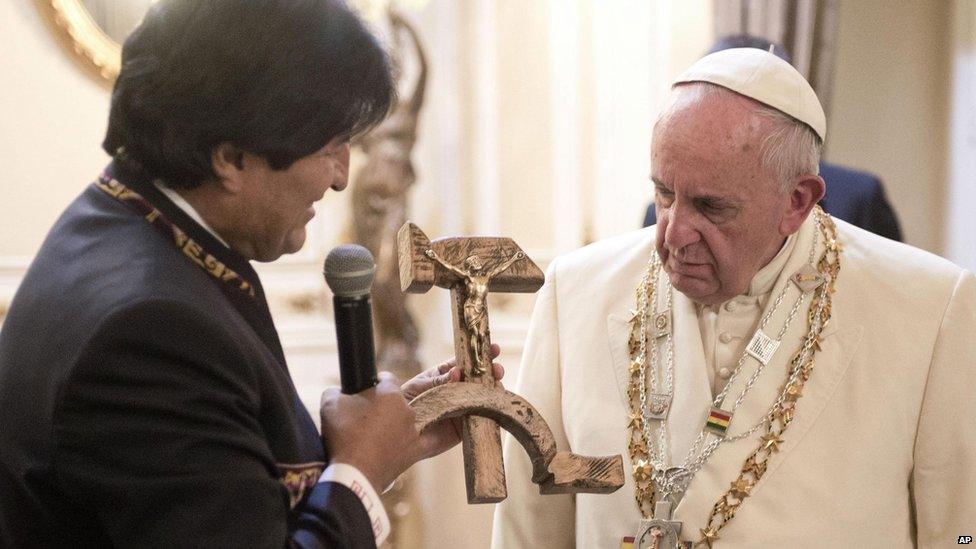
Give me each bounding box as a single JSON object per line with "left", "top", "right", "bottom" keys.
{"left": 319, "top": 245, "right": 504, "bottom": 491}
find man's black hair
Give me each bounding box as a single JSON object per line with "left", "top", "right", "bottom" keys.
{"left": 103, "top": 0, "right": 395, "bottom": 189}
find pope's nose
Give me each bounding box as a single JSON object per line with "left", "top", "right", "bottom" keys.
{"left": 663, "top": 208, "right": 701, "bottom": 254}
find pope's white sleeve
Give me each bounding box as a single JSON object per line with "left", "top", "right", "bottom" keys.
{"left": 912, "top": 270, "right": 976, "bottom": 547}
{"left": 491, "top": 260, "right": 575, "bottom": 549}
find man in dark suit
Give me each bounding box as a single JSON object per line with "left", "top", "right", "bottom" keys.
{"left": 0, "top": 2, "right": 475, "bottom": 547}
{"left": 643, "top": 35, "right": 903, "bottom": 242}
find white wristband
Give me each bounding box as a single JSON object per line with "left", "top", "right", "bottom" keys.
{"left": 319, "top": 463, "right": 390, "bottom": 546}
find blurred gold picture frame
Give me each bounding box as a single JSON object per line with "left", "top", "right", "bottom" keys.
{"left": 38, "top": 0, "right": 432, "bottom": 85}
{"left": 38, "top": 0, "right": 121, "bottom": 82}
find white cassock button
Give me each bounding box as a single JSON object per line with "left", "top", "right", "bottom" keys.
{"left": 724, "top": 301, "right": 737, "bottom": 312}
{"left": 718, "top": 367, "right": 732, "bottom": 379}
{"left": 719, "top": 332, "right": 733, "bottom": 344}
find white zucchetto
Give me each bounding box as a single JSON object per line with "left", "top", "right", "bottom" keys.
{"left": 673, "top": 47, "right": 827, "bottom": 141}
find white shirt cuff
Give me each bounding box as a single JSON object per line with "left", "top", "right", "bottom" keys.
{"left": 319, "top": 463, "right": 390, "bottom": 546}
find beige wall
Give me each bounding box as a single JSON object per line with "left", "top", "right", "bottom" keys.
{"left": 946, "top": 0, "right": 976, "bottom": 272}
{"left": 496, "top": 0, "right": 556, "bottom": 251}
{"left": 0, "top": 0, "right": 112, "bottom": 262}
{"left": 827, "top": 0, "right": 950, "bottom": 253}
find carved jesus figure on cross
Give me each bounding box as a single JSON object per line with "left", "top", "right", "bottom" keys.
{"left": 424, "top": 248, "right": 524, "bottom": 375}
{"left": 398, "top": 222, "right": 624, "bottom": 504}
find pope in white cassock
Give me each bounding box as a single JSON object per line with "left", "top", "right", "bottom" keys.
{"left": 491, "top": 48, "right": 976, "bottom": 548}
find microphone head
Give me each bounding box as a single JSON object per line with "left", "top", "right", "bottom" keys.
{"left": 324, "top": 244, "right": 376, "bottom": 298}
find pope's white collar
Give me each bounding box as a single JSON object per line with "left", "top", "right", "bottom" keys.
{"left": 746, "top": 232, "right": 796, "bottom": 297}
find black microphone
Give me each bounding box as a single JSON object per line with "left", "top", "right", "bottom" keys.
{"left": 323, "top": 245, "right": 379, "bottom": 394}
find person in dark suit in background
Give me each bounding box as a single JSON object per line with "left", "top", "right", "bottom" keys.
{"left": 0, "top": 1, "right": 485, "bottom": 547}
{"left": 643, "top": 35, "right": 903, "bottom": 242}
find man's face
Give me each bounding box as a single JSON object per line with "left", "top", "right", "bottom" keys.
{"left": 235, "top": 138, "right": 350, "bottom": 262}
{"left": 651, "top": 88, "right": 793, "bottom": 305}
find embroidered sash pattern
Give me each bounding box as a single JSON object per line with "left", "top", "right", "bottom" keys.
{"left": 278, "top": 462, "right": 326, "bottom": 509}
{"left": 95, "top": 176, "right": 257, "bottom": 299}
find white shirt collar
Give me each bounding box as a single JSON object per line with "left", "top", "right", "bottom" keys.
{"left": 745, "top": 232, "right": 796, "bottom": 297}
{"left": 152, "top": 182, "right": 231, "bottom": 248}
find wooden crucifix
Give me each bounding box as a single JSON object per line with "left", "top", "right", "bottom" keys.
{"left": 398, "top": 222, "right": 624, "bottom": 504}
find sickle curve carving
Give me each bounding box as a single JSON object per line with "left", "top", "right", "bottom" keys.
{"left": 410, "top": 382, "right": 624, "bottom": 496}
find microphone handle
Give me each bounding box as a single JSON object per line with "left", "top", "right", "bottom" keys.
{"left": 333, "top": 294, "right": 379, "bottom": 394}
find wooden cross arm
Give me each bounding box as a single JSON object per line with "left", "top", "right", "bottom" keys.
{"left": 397, "top": 222, "right": 544, "bottom": 294}
{"left": 410, "top": 382, "right": 625, "bottom": 496}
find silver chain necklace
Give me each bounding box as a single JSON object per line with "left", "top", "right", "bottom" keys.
{"left": 637, "top": 212, "right": 823, "bottom": 505}
{"left": 636, "top": 252, "right": 673, "bottom": 470}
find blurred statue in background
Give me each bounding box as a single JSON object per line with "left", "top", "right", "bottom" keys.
{"left": 350, "top": 9, "right": 428, "bottom": 383}
{"left": 347, "top": 9, "right": 428, "bottom": 548}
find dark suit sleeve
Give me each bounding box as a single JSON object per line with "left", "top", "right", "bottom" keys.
{"left": 862, "top": 179, "right": 903, "bottom": 242}
{"left": 52, "top": 299, "right": 375, "bottom": 548}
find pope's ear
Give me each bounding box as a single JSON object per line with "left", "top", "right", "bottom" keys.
{"left": 211, "top": 143, "right": 247, "bottom": 193}
{"left": 780, "top": 174, "right": 826, "bottom": 236}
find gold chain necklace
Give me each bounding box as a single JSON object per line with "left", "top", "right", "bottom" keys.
{"left": 626, "top": 209, "right": 841, "bottom": 547}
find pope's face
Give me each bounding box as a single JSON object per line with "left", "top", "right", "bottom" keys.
{"left": 651, "top": 88, "right": 794, "bottom": 305}
{"left": 234, "top": 138, "right": 350, "bottom": 262}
